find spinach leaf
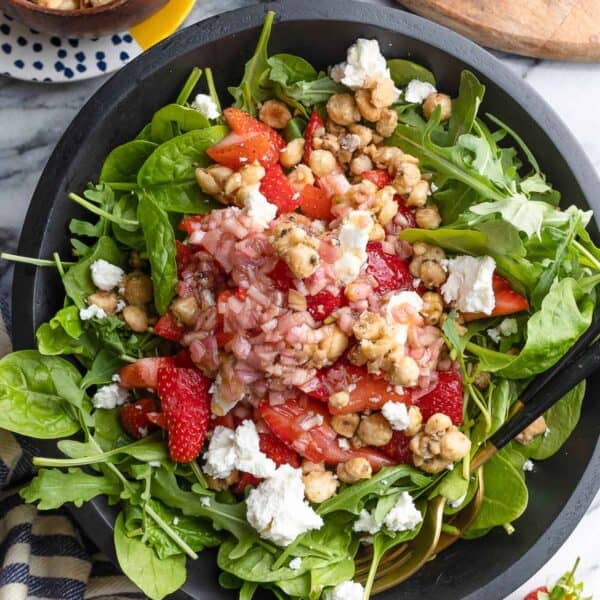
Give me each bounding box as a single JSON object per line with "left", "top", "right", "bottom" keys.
{"left": 92, "top": 407, "right": 131, "bottom": 451}
{"left": 433, "top": 465, "right": 469, "bottom": 502}
{"left": 80, "top": 349, "right": 124, "bottom": 389}
{"left": 0, "top": 351, "right": 81, "bottom": 438}
{"left": 150, "top": 104, "right": 210, "bottom": 144}
{"left": 228, "top": 10, "right": 275, "bottom": 114}
{"left": 268, "top": 53, "right": 317, "bottom": 85}
{"left": 21, "top": 467, "right": 121, "bottom": 509}
{"left": 62, "top": 236, "right": 124, "bottom": 309}
{"left": 447, "top": 70, "right": 485, "bottom": 143}
{"left": 100, "top": 140, "right": 158, "bottom": 184}
{"left": 387, "top": 59, "right": 436, "bottom": 86}
{"left": 36, "top": 306, "right": 96, "bottom": 358}
{"left": 137, "top": 126, "right": 227, "bottom": 213}
{"left": 137, "top": 192, "right": 178, "bottom": 314}
{"left": 114, "top": 511, "right": 186, "bottom": 600}
{"left": 471, "top": 378, "right": 515, "bottom": 446}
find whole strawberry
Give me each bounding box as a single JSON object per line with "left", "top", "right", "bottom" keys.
{"left": 120, "top": 397, "right": 158, "bottom": 439}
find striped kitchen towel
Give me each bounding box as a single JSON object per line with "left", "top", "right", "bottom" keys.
{"left": 0, "top": 309, "right": 144, "bottom": 600}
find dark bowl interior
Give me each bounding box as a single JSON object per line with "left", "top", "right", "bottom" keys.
{"left": 0, "top": 0, "right": 168, "bottom": 37}
{"left": 11, "top": 1, "right": 600, "bottom": 599}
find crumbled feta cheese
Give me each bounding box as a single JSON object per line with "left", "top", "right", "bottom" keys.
{"left": 91, "top": 383, "right": 129, "bottom": 409}
{"left": 191, "top": 93, "right": 220, "bottom": 119}
{"left": 90, "top": 259, "right": 124, "bottom": 291}
{"left": 449, "top": 493, "right": 467, "bottom": 509}
{"left": 324, "top": 581, "right": 365, "bottom": 600}
{"left": 338, "top": 437, "right": 351, "bottom": 451}
{"left": 353, "top": 509, "right": 381, "bottom": 535}
{"left": 523, "top": 459, "right": 534, "bottom": 472}
{"left": 111, "top": 373, "right": 121, "bottom": 383}
{"left": 381, "top": 401, "right": 411, "bottom": 431}
{"left": 404, "top": 79, "right": 437, "bottom": 104}
{"left": 331, "top": 38, "right": 391, "bottom": 90}
{"left": 246, "top": 464, "right": 323, "bottom": 546}
{"left": 243, "top": 186, "right": 277, "bottom": 229}
{"left": 115, "top": 299, "right": 126, "bottom": 313}
{"left": 300, "top": 412, "right": 324, "bottom": 431}
{"left": 172, "top": 516, "right": 180, "bottom": 526}
{"left": 200, "top": 496, "right": 211, "bottom": 507}
{"left": 441, "top": 255, "right": 496, "bottom": 315}
{"left": 499, "top": 318, "right": 518, "bottom": 336}
{"left": 386, "top": 291, "right": 424, "bottom": 322}
{"left": 334, "top": 210, "right": 374, "bottom": 283}
{"left": 430, "top": 182, "right": 439, "bottom": 193}
{"left": 79, "top": 304, "right": 108, "bottom": 321}
{"left": 487, "top": 327, "right": 501, "bottom": 344}
{"left": 383, "top": 492, "right": 422, "bottom": 532}
{"left": 289, "top": 557, "right": 302, "bottom": 571}
{"left": 148, "top": 461, "right": 161, "bottom": 467}
{"left": 203, "top": 420, "right": 276, "bottom": 480}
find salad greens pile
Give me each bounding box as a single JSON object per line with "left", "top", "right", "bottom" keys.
{"left": 0, "top": 10, "right": 598, "bottom": 600}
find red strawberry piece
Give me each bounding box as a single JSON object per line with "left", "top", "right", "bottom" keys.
{"left": 154, "top": 312, "right": 185, "bottom": 342}
{"left": 157, "top": 367, "right": 211, "bottom": 463}
{"left": 306, "top": 288, "right": 346, "bottom": 321}
{"left": 178, "top": 215, "right": 204, "bottom": 236}
{"left": 207, "top": 131, "right": 277, "bottom": 170}
{"left": 259, "top": 164, "right": 300, "bottom": 213}
{"left": 524, "top": 587, "right": 549, "bottom": 600}
{"left": 396, "top": 196, "right": 417, "bottom": 228}
{"left": 416, "top": 371, "right": 463, "bottom": 425}
{"left": 147, "top": 411, "right": 168, "bottom": 430}
{"left": 303, "top": 110, "right": 325, "bottom": 164}
{"left": 173, "top": 348, "right": 195, "bottom": 368}
{"left": 298, "top": 184, "right": 332, "bottom": 220}
{"left": 269, "top": 260, "right": 296, "bottom": 291}
{"left": 118, "top": 357, "right": 175, "bottom": 389}
{"left": 175, "top": 240, "right": 194, "bottom": 271}
{"left": 462, "top": 274, "right": 529, "bottom": 322}
{"left": 235, "top": 472, "right": 261, "bottom": 494}
{"left": 223, "top": 107, "right": 286, "bottom": 151}
{"left": 381, "top": 431, "right": 413, "bottom": 464}
{"left": 366, "top": 242, "right": 414, "bottom": 295}
{"left": 362, "top": 169, "right": 393, "bottom": 188}
{"left": 120, "top": 397, "right": 158, "bottom": 439}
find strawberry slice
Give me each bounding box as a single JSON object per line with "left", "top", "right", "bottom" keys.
{"left": 311, "top": 361, "right": 412, "bottom": 415}
{"left": 118, "top": 357, "right": 175, "bottom": 389}
{"left": 259, "top": 395, "right": 393, "bottom": 470}
{"left": 259, "top": 164, "right": 300, "bottom": 213}
{"left": 223, "top": 107, "right": 285, "bottom": 151}
{"left": 303, "top": 110, "right": 324, "bottom": 164}
{"left": 207, "top": 131, "right": 277, "bottom": 170}
{"left": 298, "top": 184, "right": 332, "bottom": 220}
{"left": 415, "top": 371, "right": 463, "bottom": 425}
{"left": 306, "top": 288, "right": 346, "bottom": 322}
{"left": 173, "top": 348, "right": 195, "bottom": 368}
{"left": 178, "top": 215, "right": 203, "bottom": 236}
{"left": 154, "top": 312, "right": 184, "bottom": 342}
{"left": 269, "top": 260, "right": 296, "bottom": 290}
{"left": 120, "top": 397, "right": 158, "bottom": 439}
{"left": 157, "top": 367, "right": 211, "bottom": 463}
{"left": 147, "top": 411, "right": 168, "bottom": 430}
{"left": 462, "top": 274, "right": 529, "bottom": 322}
{"left": 524, "top": 587, "right": 549, "bottom": 600}
{"left": 381, "top": 431, "right": 413, "bottom": 464}
{"left": 362, "top": 169, "right": 393, "bottom": 188}
{"left": 175, "top": 240, "right": 194, "bottom": 271}
{"left": 366, "top": 242, "right": 414, "bottom": 295}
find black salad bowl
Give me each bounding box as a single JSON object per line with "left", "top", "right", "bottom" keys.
{"left": 11, "top": 1, "right": 600, "bottom": 599}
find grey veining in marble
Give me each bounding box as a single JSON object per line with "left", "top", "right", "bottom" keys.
{"left": 0, "top": 0, "right": 599, "bottom": 596}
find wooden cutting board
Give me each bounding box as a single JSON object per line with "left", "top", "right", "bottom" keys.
{"left": 397, "top": 0, "right": 600, "bottom": 61}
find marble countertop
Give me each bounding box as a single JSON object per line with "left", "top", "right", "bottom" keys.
{"left": 0, "top": 0, "right": 599, "bottom": 597}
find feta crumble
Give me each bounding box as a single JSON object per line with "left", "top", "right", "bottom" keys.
{"left": 331, "top": 38, "right": 391, "bottom": 90}
{"left": 523, "top": 459, "right": 534, "bottom": 472}
{"left": 338, "top": 437, "right": 350, "bottom": 451}
{"left": 353, "top": 509, "right": 381, "bottom": 535}
{"left": 404, "top": 79, "right": 437, "bottom": 104}
{"left": 246, "top": 464, "right": 324, "bottom": 546}
{"left": 191, "top": 93, "right": 220, "bottom": 119}
{"left": 488, "top": 317, "right": 518, "bottom": 344}
{"left": 90, "top": 259, "right": 124, "bottom": 291}
{"left": 91, "top": 383, "right": 129, "bottom": 409}
{"left": 441, "top": 255, "right": 496, "bottom": 315}
{"left": 243, "top": 186, "right": 277, "bottom": 229}
{"left": 384, "top": 492, "right": 422, "bottom": 532}
{"left": 200, "top": 496, "right": 211, "bottom": 507}
{"left": 334, "top": 210, "right": 374, "bottom": 283}
{"left": 324, "top": 581, "right": 365, "bottom": 600}
{"left": 381, "top": 401, "right": 411, "bottom": 431}
{"left": 449, "top": 493, "right": 467, "bottom": 509}
{"left": 289, "top": 557, "right": 302, "bottom": 571}
{"left": 79, "top": 304, "right": 108, "bottom": 321}
{"left": 203, "top": 420, "right": 276, "bottom": 480}
{"left": 386, "top": 291, "right": 424, "bottom": 322}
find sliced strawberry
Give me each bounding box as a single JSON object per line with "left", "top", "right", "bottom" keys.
{"left": 415, "top": 371, "right": 463, "bottom": 425}
{"left": 259, "top": 163, "right": 299, "bottom": 213}
{"left": 259, "top": 395, "right": 393, "bottom": 470}
{"left": 118, "top": 357, "right": 175, "bottom": 389}
{"left": 311, "top": 361, "right": 412, "bottom": 415}
{"left": 298, "top": 184, "right": 332, "bottom": 220}
{"left": 396, "top": 196, "right": 417, "bottom": 228}
{"left": 154, "top": 312, "right": 184, "bottom": 342}
{"left": 269, "top": 260, "right": 296, "bottom": 291}
{"left": 157, "top": 367, "right": 211, "bottom": 463}
{"left": 120, "top": 397, "right": 158, "bottom": 439}
{"left": 381, "top": 431, "right": 413, "bottom": 464}
{"left": 175, "top": 240, "right": 194, "bottom": 271}
{"left": 366, "top": 242, "right": 414, "bottom": 295}
{"left": 306, "top": 288, "right": 345, "bottom": 321}
{"left": 207, "top": 131, "right": 277, "bottom": 170}
{"left": 462, "top": 274, "right": 529, "bottom": 322}
{"left": 178, "top": 216, "right": 203, "bottom": 236}
{"left": 524, "top": 587, "right": 549, "bottom": 600}
{"left": 147, "top": 411, "right": 168, "bottom": 430}
{"left": 303, "top": 110, "right": 324, "bottom": 164}
{"left": 362, "top": 169, "right": 393, "bottom": 188}
{"left": 173, "top": 348, "right": 195, "bottom": 368}
{"left": 223, "top": 107, "right": 285, "bottom": 151}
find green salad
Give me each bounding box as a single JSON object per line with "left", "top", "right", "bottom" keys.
{"left": 1, "top": 11, "right": 599, "bottom": 600}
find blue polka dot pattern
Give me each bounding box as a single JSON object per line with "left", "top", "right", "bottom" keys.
{"left": 57, "top": 48, "right": 67, "bottom": 58}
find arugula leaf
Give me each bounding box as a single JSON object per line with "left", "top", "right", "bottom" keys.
{"left": 111, "top": 194, "right": 145, "bottom": 249}
{"left": 36, "top": 305, "right": 96, "bottom": 359}
{"left": 387, "top": 59, "right": 436, "bottom": 86}
{"left": 114, "top": 511, "right": 186, "bottom": 600}
{"left": 21, "top": 467, "right": 121, "bottom": 509}
{"left": 276, "top": 75, "right": 344, "bottom": 110}
{"left": 100, "top": 140, "right": 158, "bottom": 184}
{"left": 447, "top": 70, "right": 485, "bottom": 142}
{"left": 150, "top": 104, "right": 210, "bottom": 144}
{"left": 137, "top": 192, "right": 178, "bottom": 314}
{"left": 79, "top": 349, "right": 124, "bottom": 390}
{"left": 433, "top": 180, "right": 480, "bottom": 224}
{"left": 0, "top": 351, "right": 81, "bottom": 438}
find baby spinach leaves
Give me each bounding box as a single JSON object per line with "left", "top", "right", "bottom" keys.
{"left": 387, "top": 58, "right": 436, "bottom": 87}
{"left": 150, "top": 104, "right": 210, "bottom": 144}
{"left": 100, "top": 140, "right": 158, "bottom": 184}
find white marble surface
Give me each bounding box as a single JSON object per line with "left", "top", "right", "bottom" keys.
{"left": 0, "top": 0, "right": 599, "bottom": 597}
